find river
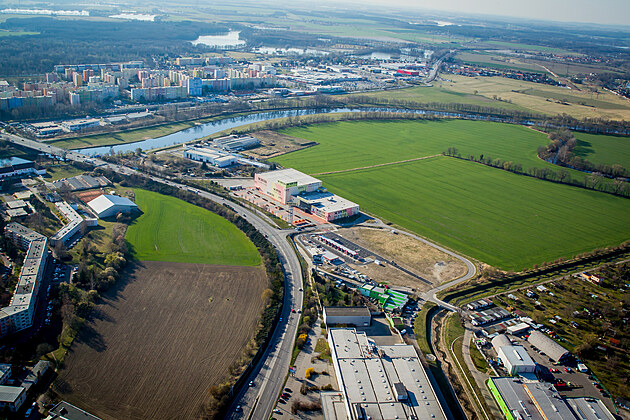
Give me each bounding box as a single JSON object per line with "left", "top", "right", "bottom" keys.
{"left": 74, "top": 107, "right": 484, "bottom": 156}
{"left": 73, "top": 106, "right": 627, "bottom": 156}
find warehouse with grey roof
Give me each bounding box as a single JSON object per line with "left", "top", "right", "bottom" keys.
{"left": 325, "top": 328, "right": 447, "bottom": 420}
{"left": 527, "top": 330, "right": 570, "bottom": 362}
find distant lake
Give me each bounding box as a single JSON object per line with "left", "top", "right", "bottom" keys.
{"left": 191, "top": 31, "right": 245, "bottom": 48}
{"left": 110, "top": 13, "right": 156, "bottom": 21}
{"left": 253, "top": 47, "right": 329, "bottom": 56}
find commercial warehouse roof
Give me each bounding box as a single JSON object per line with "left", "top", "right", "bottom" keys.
{"left": 489, "top": 377, "right": 574, "bottom": 420}
{"left": 324, "top": 306, "right": 370, "bottom": 318}
{"left": 256, "top": 168, "right": 320, "bottom": 187}
{"left": 328, "top": 329, "right": 446, "bottom": 420}
{"left": 527, "top": 330, "right": 570, "bottom": 362}
{"left": 565, "top": 397, "right": 615, "bottom": 420}
{"left": 498, "top": 345, "right": 535, "bottom": 369}
{"left": 298, "top": 191, "right": 358, "bottom": 213}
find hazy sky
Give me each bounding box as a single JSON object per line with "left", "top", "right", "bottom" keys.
{"left": 362, "top": 0, "right": 630, "bottom": 26}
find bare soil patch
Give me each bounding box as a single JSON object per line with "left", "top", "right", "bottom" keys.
{"left": 242, "top": 130, "right": 317, "bottom": 159}
{"left": 56, "top": 261, "right": 268, "bottom": 420}
{"left": 338, "top": 227, "right": 466, "bottom": 287}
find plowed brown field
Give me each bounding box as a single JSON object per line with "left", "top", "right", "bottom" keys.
{"left": 56, "top": 261, "right": 267, "bottom": 420}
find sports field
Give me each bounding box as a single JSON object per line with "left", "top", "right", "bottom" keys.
{"left": 273, "top": 119, "right": 552, "bottom": 174}
{"left": 317, "top": 157, "right": 630, "bottom": 271}
{"left": 573, "top": 132, "right": 630, "bottom": 169}
{"left": 126, "top": 189, "right": 261, "bottom": 266}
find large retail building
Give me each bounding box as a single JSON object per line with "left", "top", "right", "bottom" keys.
{"left": 254, "top": 168, "right": 359, "bottom": 221}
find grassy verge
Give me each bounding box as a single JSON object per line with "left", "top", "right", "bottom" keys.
{"left": 45, "top": 111, "right": 258, "bottom": 150}
{"left": 414, "top": 301, "right": 437, "bottom": 355}
{"left": 445, "top": 313, "right": 491, "bottom": 418}
{"left": 470, "top": 343, "right": 490, "bottom": 374}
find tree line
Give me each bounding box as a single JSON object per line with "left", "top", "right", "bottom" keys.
{"left": 443, "top": 147, "right": 630, "bottom": 198}
{"left": 538, "top": 129, "right": 629, "bottom": 180}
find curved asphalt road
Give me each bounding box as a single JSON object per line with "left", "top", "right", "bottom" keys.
{"left": 2, "top": 132, "right": 303, "bottom": 420}
{"left": 4, "top": 131, "right": 477, "bottom": 417}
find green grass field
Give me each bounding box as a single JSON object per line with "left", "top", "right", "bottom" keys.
{"left": 573, "top": 133, "right": 630, "bottom": 169}
{"left": 317, "top": 157, "right": 630, "bottom": 270}
{"left": 273, "top": 120, "right": 553, "bottom": 174}
{"left": 125, "top": 189, "right": 261, "bottom": 266}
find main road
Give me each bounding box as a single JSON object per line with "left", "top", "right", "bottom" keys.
{"left": 2, "top": 132, "right": 303, "bottom": 420}
{"left": 4, "top": 131, "right": 477, "bottom": 416}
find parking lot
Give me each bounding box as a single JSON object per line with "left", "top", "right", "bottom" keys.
{"left": 511, "top": 336, "right": 614, "bottom": 407}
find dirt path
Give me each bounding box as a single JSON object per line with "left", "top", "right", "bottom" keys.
{"left": 309, "top": 154, "right": 441, "bottom": 176}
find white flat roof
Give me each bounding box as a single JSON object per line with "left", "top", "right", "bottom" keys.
{"left": 329, "top": 329, "right": 446, "bottom": 420}
{"left": 300, "top": 192, "right": 359, "bottom": 214}
{"left": 498, "top": 345, "right": 536, "bottom": 367}
{"left": 87, "top": 194, "right": 137, "bottom": 215}
{"left": 257, "top": 168, "right": 321, "bottom": 187}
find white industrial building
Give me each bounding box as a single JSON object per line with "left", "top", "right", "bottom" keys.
{"left": 183, "top": 147, "right": 237, "bottom": 167}
{"left": 254, "top": 168, "right": 360, "bottom": 221}
{"left": 497, "top": 345, "right": 536, "bottom": 376}
{"left": 0, "top": 223, "right": 48, "bottom": 337}
{"left": 324, "top": 328, "right": 447, "bottom": 420}
{"left": 0, "top": 157, "right": 42, "bottom": 179}
{"left": 323, "top": 307, "right": 371, "bottom": 327}
{"left": 87, "top": 194, "right": 138, "bottom": 219}
{"left": 255, "top": 168, "right": 321, "bottom": 204}
{"left": 296, "top": 191, "right": 360, "bottom": 222}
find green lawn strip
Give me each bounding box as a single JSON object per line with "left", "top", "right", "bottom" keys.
{"left": 446, "top": 313, "right": 492, "bottom": 417}
{"left": 44, "top": 163, "right": 86, "bottom": 181}
{"left": 46, "top": 121, "right": 197, "bottom": 149}
{"left": 469, "top": 343, "right": 490, "bottom": 374}
{"left": 316, "top": 157, "right": 630, "bottom": 271}
{"left": 414, "top": 301, "right": 437, "bottom": 355}
{"left": 45, "top": 111, "right": 260, "bottom": 150}
{"left": 125, "top": 188, "right": 261, "bottom": 266}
